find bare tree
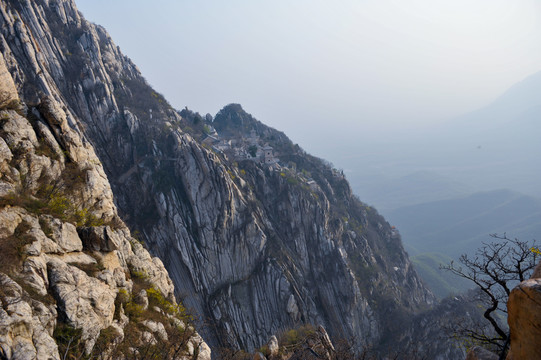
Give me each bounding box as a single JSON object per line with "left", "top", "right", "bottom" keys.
{"left": 441, "top": 233, "right": 538, "bottom": 355}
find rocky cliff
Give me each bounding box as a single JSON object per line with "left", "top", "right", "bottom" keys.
{"left": 0, "top": 73, "right": 210, "bottom": 358}
{"left": 0, "top": 2, "right": 213, "bottom": 358}
{"left": 0, "top": 0, "right": 468, "bottom": 358}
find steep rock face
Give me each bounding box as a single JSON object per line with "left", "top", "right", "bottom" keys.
{"left": 396, "top": 292, "right": 487, "bottom": 360}
{"left": 0, "top": 44, "right": 210, "bottom": 360}
{"left": 0, "top": 0, "right": 459, "bottom": 356}
{"left": 144, "top": 106, "right": 435, "bottom": 351}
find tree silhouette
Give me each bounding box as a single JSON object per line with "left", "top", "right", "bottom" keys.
{"left": 441, "top": 233, "right": 538, "bottom": 355}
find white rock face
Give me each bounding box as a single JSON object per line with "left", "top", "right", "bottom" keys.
{"left": 141, "top": 320, "right": 168, "bottom": 341}
{"left": 0, "top": 103, "right": 211, "bottom": 358}
{"left": 45, "top": 217, "right": 83, "bottom": 253}
{"left": 127, "top": 240, "right": 176, "bottom": 301}
{"left": 0, "top": 207, "right": 22, "bottom": 238}
{"left": 21, "top": 255, "right": 49, "bottom": 296}
{"left": 286, "top": 294, "right": 300, "bottom": 321}
{"left": 0, "top": 274, "right": 59, "bottom": 360}
{"left": 0, "top": 52, "right": 18, "bottom": 108}
{"left": 196, "top": 338, "right": 212, "bottom": 360}
{"left": 267, "top": 335, "right": 279, "bottom": 356}
{"left": 48, "top": 259, "right": 116, "bottom": 351}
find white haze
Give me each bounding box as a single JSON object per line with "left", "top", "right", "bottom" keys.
{"left": 76, "top": 0, "right": 541, "bottom": 209}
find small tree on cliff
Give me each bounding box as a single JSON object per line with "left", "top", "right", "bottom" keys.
{"left": 441, "top": 233, "right": 539, "bottom": 355}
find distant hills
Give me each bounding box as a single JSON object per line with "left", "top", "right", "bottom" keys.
{"left": 451, "top": 69, "right": 541, "bottom": 130}
{"left": 350, "top": 170, "right": 472, "bottom": 212}
{"left": 345, "top": 69, "right": 541, "bottom": 214}
{"left": 388, "top": 189, "right": 541, "bottom": 257}
{"left": 409, "top": 253, "right": 472, "bottom": 299}
{"left": 344, "top": 70, "right": 541, "bottom": 298}
{"left": 386, "top": 189, "right": 541, "bottom": 297}
{"left": 426, "top": 70, "right": 541, "bottom": 198}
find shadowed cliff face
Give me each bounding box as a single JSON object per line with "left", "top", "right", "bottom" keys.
{"left": 0, "top": 0, "right": 466, "bottom": 356}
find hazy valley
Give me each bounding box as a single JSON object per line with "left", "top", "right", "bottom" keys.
{"left": 319, "top": 72, "right": 541, "bottom": 298}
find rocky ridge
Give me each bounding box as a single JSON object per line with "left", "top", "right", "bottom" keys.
{"left": 0, "top": 0, "right": 470, "bottom": 358}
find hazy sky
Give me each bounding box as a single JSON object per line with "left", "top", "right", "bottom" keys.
{"left": 76, "top": 0, "right": 541, "bottom": 154}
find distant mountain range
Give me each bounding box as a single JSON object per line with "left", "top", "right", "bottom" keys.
{"left": 335, "top": 70, "right": 541, "bottom": 299}
{"left": 350, "top": 170, "right": 472, "bottom": 212}
{"left": 450, "top": 70, "right": 541, "bottom": 130}
{"left": 386, "top": 189, "right": 541, "bottom": 297}
{"left": 426, "top": 70, "right": 541, "bottom": 198}
{"left": 345, "top": 69, "right": 541, "bottom": 214}
{"left": 388, "top": 189, "right": 541, "bottom": 257}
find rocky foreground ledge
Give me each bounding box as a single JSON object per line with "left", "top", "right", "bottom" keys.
{"left": 0, "top": 69, "right": 210, "bottom": 358}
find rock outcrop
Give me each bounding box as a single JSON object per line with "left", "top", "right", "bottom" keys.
{"left": 0, "top": 0, "right": 469, "bottom": 358}
{"left": 506, "top": 269, "right": 541, "bottom": 359}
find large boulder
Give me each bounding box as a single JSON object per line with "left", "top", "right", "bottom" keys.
{"left": 506, "top": 278, "right": 541, "bottom": 360}
{"left": 267, "top": 335, "right": 279, "bottom": 356}
{"left": 47, "top": 259, "right": 116, "bottom": 353}
{"left": 42, "top": 216, "right": 83, "bottom": 253}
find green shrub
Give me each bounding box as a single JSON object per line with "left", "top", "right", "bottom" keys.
{"left": 117, "top": 288, "right": 130, "bottom": 303}
{"left": 113, "top": 289, "right": 130, "bottom": 321}
{"left": 258, "top": 344, "right": 270, "bottom": 357}
{"left": 283, "top": 329, "right": 299, "bottom": 345}
{"left": 129, "top": 266, "right": 148, "bottom": 281}
{"left": 0, "top": 180, "right": 106, "bottom": 226}
{"left": 54, "top": 323, "right": 85, "bottom": 359}
{"left": 146, "top": 287, "right": 191, "bottom": 322}
{"left": 287, "top": 177, "right": 298, "bottom": 185}
{"left": 125, "top": 300, "right": 144, "bottom": 322}
{"left": 93, "top": 326, "right": 120, "bottom": 354}
{"left": 73, "top": 208, "right": 105, "bottom": 227}
{"left": 47, "top": 193, "right": 70, "bottom": 217}
{"left": 278, "top": 324, "right": 316, "bottom": 348}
